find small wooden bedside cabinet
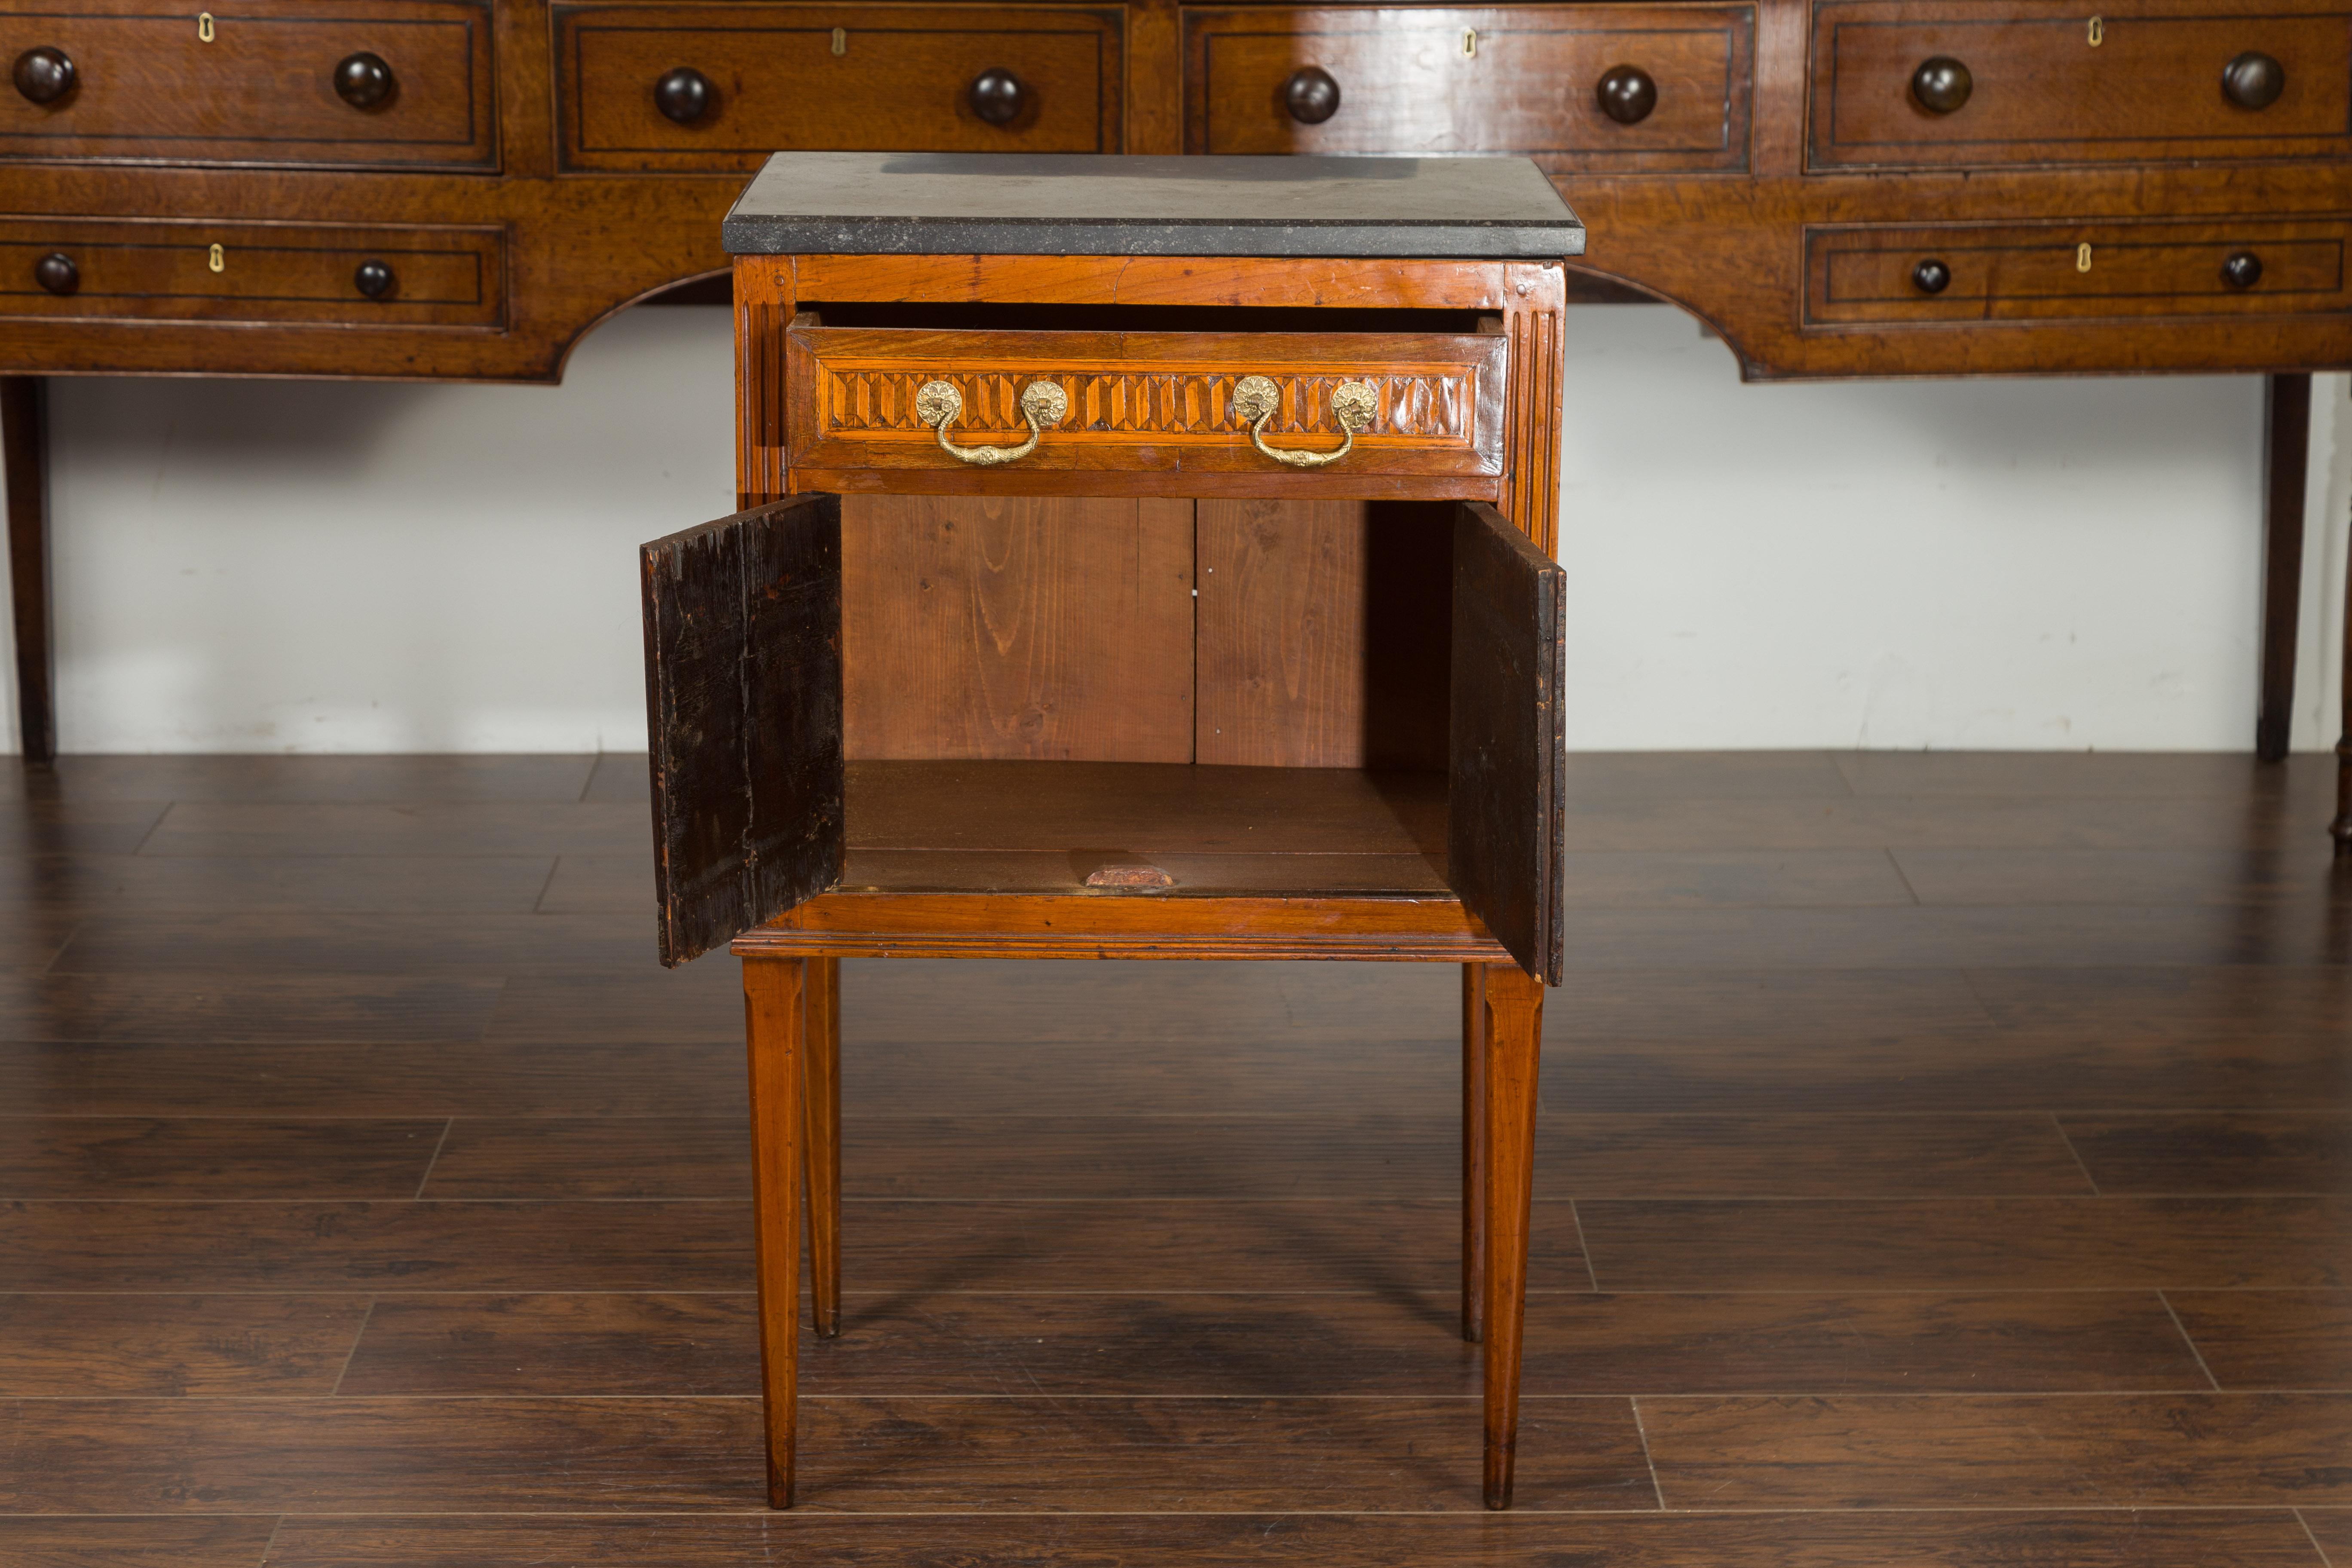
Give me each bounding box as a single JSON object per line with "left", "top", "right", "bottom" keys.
{"left": 639, "top": 152, "right": 1583, "bottom": 1511}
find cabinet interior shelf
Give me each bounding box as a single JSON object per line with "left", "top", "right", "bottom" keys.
{"left": 838, "top": 759, "right": 1451, "bottom": 897}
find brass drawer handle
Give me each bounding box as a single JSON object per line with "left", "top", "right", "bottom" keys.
{"left": 1234, "top": 375, "right": 1376, "bottom": 468}
{"left": 916, "top": 379, "right": 1066, "bottom": 466}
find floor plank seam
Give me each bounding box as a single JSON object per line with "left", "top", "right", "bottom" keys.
{"left": 530, "top": 856, "right": 566, "bottom": 914}
{"left": 411, "top": 1118, "right": 455, "bottom": 1199}
{"left": 2299, "top": 1508, "right": 2340, "bottom": 1567}
{"left": 2049, "top": 1112, "right": 2103, "bottom": 1195}
{"left": 1626, "top": 1395, "right": 1668, "bottom": 1511}
{"left": 326, "top": 1298, "right": 377, "bottom": 1397}
{"left": 2156, "top": 1290, "right": 2226, "bottom": 1392}
{"left": 1561, "top": 1198, "right": 1599, "bottom": 1289}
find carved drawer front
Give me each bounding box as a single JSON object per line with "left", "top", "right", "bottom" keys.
{"left": 1183, "top": 5, "right": 1755, "bottom": 174}
{"left": 0, "top": 216, "right": 504, "bottom": 327}
{"left": 1804, "top": 216, "right": 2352, "bottom": 325}
{"left": 554, "top": 4, "right": 1122, "bottom": 173}
{"left": 0, "top": 0, "right": 492, "bottom": 168}
{"left": 782, "top": 324, "right": 1508, "bottom": 495}
{"left": 1812, "top": 0, "right": 2352, "bottom": 168}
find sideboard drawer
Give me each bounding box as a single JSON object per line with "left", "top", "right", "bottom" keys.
{"left": 0, "top": 216, "right": 505, "bottom": 327}
{"left": 1804, "top": 217, "right": 2352, "bottom": 325}
{"left": 1811, "top": 0, "right": 2352, "bottom": 169}
{"left": 0, "top": 0, "right": 493, "bottom": 169}
{"left": 783, "top": 322, "right": 1507, "bottom": 493}
{"left": 554, "top": 5, "right": 1122, "bottom": 173}
{"left": 1184, "top": 5, "right": 1755, "bottom": 174}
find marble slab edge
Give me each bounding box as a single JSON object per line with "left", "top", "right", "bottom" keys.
{"left": 722, "top": 217, "right": 1587, "bottom": 258}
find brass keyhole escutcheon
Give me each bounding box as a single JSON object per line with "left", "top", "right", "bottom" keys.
{"left": 207, "top": 242, "right": 224, "bottom": 273}
{"left": 916, "top": 379, "right": 1067, "bottom": 466}
{"left": 197, "top": 11, "right": 214, "bottom": 42}
{"left": 2077, "top": 241, "right": 2093, "bottom": 272}
{"left": 1462, "top": 28, "right": 1477, "bottom": 56}
{"left": 831, "top": 26, "right": 845, "bottom": 55}
{"left": 2087, "top": 15, "right": 2103, "bottom": 46}
{"left": 1234, "top": 375, "right": 1378, "bottom": 468}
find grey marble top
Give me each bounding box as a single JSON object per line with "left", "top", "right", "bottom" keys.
{"left": 721, "top": 153, "right": 1584, "bottom": 259}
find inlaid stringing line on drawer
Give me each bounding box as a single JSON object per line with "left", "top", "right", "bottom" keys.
{"left": 821, "top": 369, "right": 1473, "bottom": 440}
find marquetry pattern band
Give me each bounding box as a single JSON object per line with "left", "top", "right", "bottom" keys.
{"left": 823, "top": 370, "right": 1473, "bottom": 441}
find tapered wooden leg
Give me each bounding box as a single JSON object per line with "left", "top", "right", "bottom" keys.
{"left": 743, "top": 957, "right": 807, "bottom": 1509}
{"left": 2257, "top": 372, "right": 2312, "bottom": 763}
{"left": 2334, "top": 506, "right": 2352, "bottom": 855}
{"left": 802, "top": 956, "right": 842, "bottom": 1338}
{"left": 1480, "top": 962, "right": 1545, "bottom": 1511}
{"left": 1, "top": 377, "right": 55, "bottom": 768}
{"left": 1461, "top": 962, "right": 1487, "bottom": 1344}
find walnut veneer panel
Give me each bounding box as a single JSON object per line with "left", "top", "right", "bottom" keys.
{"left": 553, "top": 3, "right": 1122, "bottom": 172}
{"left": 1812, "top": 0, "right": 2352, "bottom": 171}
{"left": 0, "top": 215, "right": 502, "bottom": 327}
{"left": 1186, "top": 4, "right": 1755, "bottom": 174}
{"left": 1806, "top": 215, "right": 2352, "bottom": 325}
{"left": 0, "top": 0, "right": 495, "bottom": 169}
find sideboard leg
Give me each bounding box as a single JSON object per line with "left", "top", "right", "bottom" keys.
{"left": 744, "top": 956, "right": 808, "bottom": 1508}
{"left": 1479, "top": 962, "right": 1545, "bottom": 1510}
{"left": 803, "top": 955, "right": 843, "bottom": 1338}
{"left": 1461, "top": 962, "right": 1487, "bottom": 1344}
{"left": 0, "top": 377, "right": 55, "bottom": 768}
{"left": 2257, "top": 372, "right": 2313, "bottom": 763}
{"left": 2334, "top": 503, "right": 2352, "bottom": 855}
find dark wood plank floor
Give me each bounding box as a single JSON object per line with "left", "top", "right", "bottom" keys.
{"left": 2, "top": 750, "right": 2349, "bottom": 1565}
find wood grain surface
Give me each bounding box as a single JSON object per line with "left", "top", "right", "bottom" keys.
{"left": 840, "top": 493, "right": 1195, "bottom": 763}
{"left": 642, "top": 494, "right": 843, "bottom": 966}
{"left": 0, "top": 751, "right": 2347, "bottom": 1562}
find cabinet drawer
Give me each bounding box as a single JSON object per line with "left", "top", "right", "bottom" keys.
{"left": 1184, "top": 5, "right": 1754, "bottom": 174}
{"left": 784, "top": 322, "right": 1507, "bottom": 494}
{"left": 1811, "top": 0, "right": 2352, "bottom": 169}
{"left": 0, "top": 0, "right": 492, "bottom": 169}
{"left": 554, "top": 4, "right": 1121, "bottom": 173}
{"left": 0, "top": 216, "right": 504, "bottom": 327}
{"left": 1804, "top": 217, "right": 2352, "bottom": 325}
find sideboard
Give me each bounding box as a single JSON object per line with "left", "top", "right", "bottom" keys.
{"left": 1, "top": 0, "right": 2346, "bottom": 844}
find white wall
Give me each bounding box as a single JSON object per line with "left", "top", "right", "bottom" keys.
{"left": 6, "top": 302, "right": 2346, "bottom": 753}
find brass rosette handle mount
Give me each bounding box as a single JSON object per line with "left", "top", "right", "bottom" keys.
{"left": 916, "top": 378, "right": 1067, "bottom": 465}
{"left": 1234, "top": 375, "right": 1378, "bottom": 467}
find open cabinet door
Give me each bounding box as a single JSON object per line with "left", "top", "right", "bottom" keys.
{"left": 1449, "top": 501, "right": 1567, "bottom": 985}
{"left": 641, "top": 493, "right": 844, "bottom": 967}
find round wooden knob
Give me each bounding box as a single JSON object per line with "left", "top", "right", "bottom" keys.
{"left": 34, "top": 252, "right": 77, "bottom": 296}
{"left": 968, "top": 67, "right": 1024, "bottom": 125}
{"left": 1283, "top": 65, "right": 1340, "bottom": 124}
{"left": 353, "top": 259, "right": 394, "bottom": 299}
{"left": 12, "top": 45, "right": 74, "bottom": 104}
{"left": 1596, "top": 64, "right": 1657, "bottom": 124}
{"left": 654, "top": 66, "right": 711, "bottom": 124}
{"left": 1911, "top": 56, "right": 1972, "bottom": 113}
{"left": 334, "top": 51, "right": 393, "bottom": 109}
{"left": 1912, "top": 258, "right": 1951, "bottom": 294}
{"left": 2222, "top": 51, "right": 2285, "bottom": 109}
{"left": 2222, "top": 251, "right": 2263, "bottom": 288}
